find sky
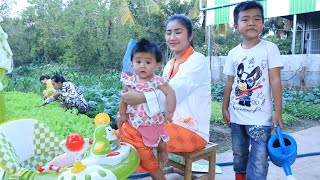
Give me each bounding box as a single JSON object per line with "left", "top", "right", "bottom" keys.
{"left": 1, "top": 0, "right": 30, "bottom": 17}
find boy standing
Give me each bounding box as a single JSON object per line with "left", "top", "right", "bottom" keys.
{"left": 222, "top": 1, "right": 284, "bottom": 180}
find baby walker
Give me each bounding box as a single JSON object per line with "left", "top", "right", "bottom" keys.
{"left": 0, "top": 113, "right": 140, "bottom": 180}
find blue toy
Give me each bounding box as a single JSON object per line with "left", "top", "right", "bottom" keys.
{"left": 268, "top": 126, "right": 297, "bottom": 180}
{"left": 122, "top": 38, "right": 137, "bottom": 75}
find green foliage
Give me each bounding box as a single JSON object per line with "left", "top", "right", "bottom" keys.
{"left": 283, "top": 88, "right": 320, "bottom": 120}
{"left": 2, "top": 0, "right": 205, "bottom": 70}
{"left": 282, "top": 113, "right": 299, "bottom": 122}
{"left": 7, "top": 64, "right": 318, "bottom": 134}
{"left": 2, "top": 0, "right": 148, "bottom": 70}
{"left": 211, "top": 83, "right": 225, "bottom": 102}
{"left": 5, "top": 91, "right": 95, "bottom": 140}
{"left": 211, "top": 101, "right": 224, "bottom": 124}
{"left": 212, "top": 27, "right": 242, "bottom": 56}
{"left": 128, "top": 0, "right": 206, "bottom": 57}
{"left": 7, "top": 64, "right": 122, "bottom": 125}
{"left": 284, "top": 102, "right": 320, "bottom": 120}
{"left": 264, "top": 35, "right": 292, "bottom": 54}
{"left": 283, "top": 88, "right": 320, "bottom": 104}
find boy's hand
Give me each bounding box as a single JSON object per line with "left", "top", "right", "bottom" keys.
{"left": 222, "top": 108, "right": 231, "bottom": 128}
{"left": 38, "top": 102, "right": 45, "bottom": 107}
{"left": 53, "top": 92, "right": 62, "bottom": 98}
{"left": 273, "top": 113, "right": 284, "bottom": 129}
{"left": 165, "top": 112, "right": 174, "bottom": 123}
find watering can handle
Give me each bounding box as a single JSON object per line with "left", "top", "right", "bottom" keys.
{"left": 276, "top": 125, "right": 286, "bottom": 151}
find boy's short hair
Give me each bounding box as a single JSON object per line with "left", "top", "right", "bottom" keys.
{"left": 130, "top": 38, "right": 162, "bottom": 63}
{"left": 233, "top": 1, "right": 264, "bottom": 25}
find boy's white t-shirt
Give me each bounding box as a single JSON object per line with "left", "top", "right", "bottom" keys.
{"left": 223, "top": 40, "right": 283, "bottom": 126}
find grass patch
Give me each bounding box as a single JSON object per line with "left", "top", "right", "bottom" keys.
{"left": 211, "top": 101, "right": 224, "bottom": 123}
{"left": 5, "top": 91, "right": 95, "bottom": 140}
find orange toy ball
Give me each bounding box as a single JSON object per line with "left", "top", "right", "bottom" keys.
{"left": 65, "top": 134, "right": 85, "bottom": 152}
{"left": 94, "top": 113, "right": 110, "bottom": 126}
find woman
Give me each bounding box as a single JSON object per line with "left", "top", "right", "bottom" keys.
{"left": 38, "top": 75, "right": 88, "bottom": 114}
{"left": 118, "top": 14, "right": 211, "bottom": 179}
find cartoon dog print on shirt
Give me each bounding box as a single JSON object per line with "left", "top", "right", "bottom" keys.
{"left": 235, "top": 63, "right": 262, "bottom": 107}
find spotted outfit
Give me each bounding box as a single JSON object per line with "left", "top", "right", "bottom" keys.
{"left": 45, "top": 82, "right": 88, "bottom": 113}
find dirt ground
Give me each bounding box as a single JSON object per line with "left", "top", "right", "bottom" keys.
{"left": 209, "top": 119, "right": 320, "bottom": 153}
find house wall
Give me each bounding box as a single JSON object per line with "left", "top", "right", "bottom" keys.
{"left": 210, "top": 54, "right": 320, "bottom": 87}
{"left": 306, "top": 14, "right": 320, "bottom": 54}
{"left": 297, "top": 11, "right": 320, "bottom": 54}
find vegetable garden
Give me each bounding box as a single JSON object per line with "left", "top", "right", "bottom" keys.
{"left": 5, "top": 64, "right": 320, "bottom": 141}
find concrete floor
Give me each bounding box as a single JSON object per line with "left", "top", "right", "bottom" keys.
{"left": 133, "top": 126, "right": 320, "bottom": 180}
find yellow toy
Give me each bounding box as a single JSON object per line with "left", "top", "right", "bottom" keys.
{"left": 94, "top": 112, "right": 111, "bottom": 126}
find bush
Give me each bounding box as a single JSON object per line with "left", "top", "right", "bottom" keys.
{"left": 283, "top": 88, "right": 320, "bottom": 104}
{"left": 211, "top": 83, "right": 225, "bottom": 102}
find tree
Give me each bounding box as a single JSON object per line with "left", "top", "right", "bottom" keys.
{"left": 4, "top": 0, "right": 206, "bottom": 71}
{"left": 212, "top": 25, "right": 242, "bottom": 56}
{"left": 262, "top": 17, "right": 291, "bottom": 38}
{"left": 127, "top": 0, "right": 205, "bottom": 60}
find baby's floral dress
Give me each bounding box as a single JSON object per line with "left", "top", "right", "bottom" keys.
{"left": 121, "top": 72, "right": 169, "bottom": 129}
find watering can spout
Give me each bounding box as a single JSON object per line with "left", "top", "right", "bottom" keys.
{"left": 283, "top": 161, "right": 292, "bottom": 176}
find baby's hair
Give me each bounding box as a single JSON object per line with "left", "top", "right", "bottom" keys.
{"left": 131, "top": 38, "right": 162, "bottom": 63}
{"left": 233, "top": 1, "right": 264, "bottom": 25}
{"left": 39, "top": 75, "right": 50, "bottom": 81}
{"left": 51, "top": 75, "right": 66, "bottom": 83}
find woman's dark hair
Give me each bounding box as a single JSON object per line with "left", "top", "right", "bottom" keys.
{"left": 233, "top": 1, "right": 264, "bottom": 25}
{"left": 131, "top": 38, "right": 162, "bottom": 63}
{"left": 166, "top": 14, "right": 193, "bottom": 47}
{"left": 39, "top": 75, "right": 50, "bottom": 81}
{"left": 51, "top": 75, "right": 66, "bottom": 83}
